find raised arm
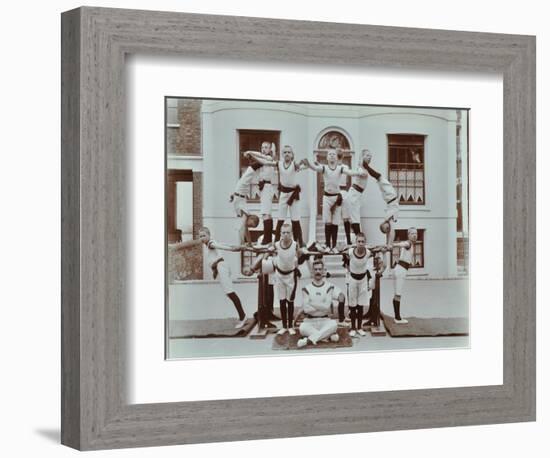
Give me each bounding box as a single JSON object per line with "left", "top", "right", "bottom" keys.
{"left": 245, "top": 151, "right": 277, "bottom": 166}
{"left": 342, "top": 165, "right": 368, "bottom": 178}
{"left": 302, "top": 157, "right": 324, "bottom": 173}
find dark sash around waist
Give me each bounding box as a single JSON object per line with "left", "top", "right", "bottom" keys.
{"left": 352, "top": 183, "right": 365, "bottom": 193}
{"left": 305, "top": 314, "right": 329, "bottom": 319}
{"left": 398, "top": 260, "right": 411, "bottom": 270}
{"left": 234, "top": 192, "right": 247, "bottom": 199}
{"left": 387, "top": 196, "right": 397, "bottom": 205}
{"left": 211, "top": 257, "right": 225, "bottom": 279}
{"left": 324, "top": 191, "right": 343, "bottom": 207}
{"left": 350, "top": 271, "right": 370, "bottom": 281}
{"left": 279, "top": 184, "right": 301, "bottom": 205}
{"left": 275, "top": 265, "right": 295, "bottom": 276}
{"left": 258, "top": 180, "right": 271, "bottom": 191}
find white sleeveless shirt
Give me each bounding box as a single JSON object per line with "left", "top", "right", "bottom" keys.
{"left": 323, "top": 164, "right": 347, "bottom": 194}
{"left": 348, "top": 247, "right": 371, "bottom": 275}
{"left": 351, "top": 166, "right": 369, "bottom": 190}
{"left": 259, "top": 164, "right": 274, "bottom": 182}
{"left": 399, "top": 242, "right": 413, "bottom": 264}
{"left": 278, "top": 160, "right": 298, "bottom": 188}
{"left": 275, "top": 240, "right": 297, "bottom": 272}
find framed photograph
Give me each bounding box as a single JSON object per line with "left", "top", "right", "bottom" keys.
{"left": 61, "top": 6, "right": 535, "bottom": 450}
{"left": 165, "top": 97, "right": 471, "bottom": 360}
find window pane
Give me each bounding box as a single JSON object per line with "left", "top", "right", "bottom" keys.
{"left": 387, "top": 134, "right": 425, "bottom": 205}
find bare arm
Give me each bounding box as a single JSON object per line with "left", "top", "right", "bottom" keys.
{"left": 302, "top": 158, "right": 324, "bottom": 173}
{"left": 209, "top": 241, "right": 242, "bottom": 252}
{"left": 170, "top": 239, "right": 202, "bottom": 250}
{"left": 246, "top": 151, "right": 277, "bottom": 166}
{"left": 242, "top": 253, "right": 268, "bottom": 276}
{"left": 342, "top": 166, "right": 368, "bottom": 178}
{"left": 390, "top": 240, "right": 412, "bottom": 249}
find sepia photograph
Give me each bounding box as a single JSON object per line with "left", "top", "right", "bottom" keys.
{"left": 166, "top": 97, "right": 470, "bottom": 359}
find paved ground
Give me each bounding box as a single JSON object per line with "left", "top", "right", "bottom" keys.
{"left": 168, "top": 278, "right": 469, "bottom": 359}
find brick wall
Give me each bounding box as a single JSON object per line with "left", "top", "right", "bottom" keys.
{"left": 166, "top": 99, "right": 204, "bottom": 281}
{"left": 166, "top": 172, "right": 204, "bottom": 282}
{"left": 192, "top": 173, "right": 204, "bottom": 278}
{"left": 177, "top": 99, "right": 202, "bottom": 155}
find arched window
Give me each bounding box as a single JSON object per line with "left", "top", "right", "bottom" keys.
{"left": 316, "top": 131, "right": 351, "bottom": 151}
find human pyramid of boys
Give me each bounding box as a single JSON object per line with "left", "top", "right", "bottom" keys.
{"left": 181, "top": 142, "right": 418, "bottom": 348}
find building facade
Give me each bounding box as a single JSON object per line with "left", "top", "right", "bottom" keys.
{"left": 167, "top": 98, "right": 469, "bottom": 281}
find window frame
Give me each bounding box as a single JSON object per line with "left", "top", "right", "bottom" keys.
{"left": 237, "top": 129, "right": 281, "bottom": 203}
{"left": 390, "top": 228, "right": 425, "bottom": 269}
{"left": 387, "top": 133, "right": 426, "bottom": 206}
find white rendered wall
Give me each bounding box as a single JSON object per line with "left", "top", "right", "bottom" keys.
{"left": 197, "top": 101, "right": 462, "bottom": 278}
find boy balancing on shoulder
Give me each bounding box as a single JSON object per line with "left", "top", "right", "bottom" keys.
{"left": 176, "top": 227, "right": 249, "bottom": 329}
{"left": 304, "top": 149, "right": 368, "bottom": 253}
{"left": 230, "top": 152, "right": 261, "bottom": 244}
{"left": 245, "top": 145, "right": 307, "bottom": 246}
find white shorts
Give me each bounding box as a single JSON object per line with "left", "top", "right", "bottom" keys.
{"left": 275, "top": 269, "right": 297, "bottom": 301}
{"left": 340, "top": 190, "right": 350, "bottom": 220}
{"left": 343, "top": 187, "right": 363, "bottom": 224}
{"left": 322, "top": 194, "right": 342, "bottom": 225}
{"left": 260, "top": 183, "right": 274, "bottom": 216}
{"left": 348, "top": 275, "right": 371, "bottom": 306}
{"left": 299, "top": 317, "right": 338, "bottom": 344}
{"left": 393, "top": 264, "right": 408, "bottom": 296}
{"left": 385, "top": 199, "right": 399, "bottom": 222}
{"left": 278, "top": 190, "right": 301, "bottom": 221}
{"left": 233, "top": 195, "right": 247, "bottom": 217}
{"left": 214, "top": 261, "right": 234, "bottom": 295}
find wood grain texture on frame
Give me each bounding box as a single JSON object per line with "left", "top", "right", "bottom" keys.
{"left": 61, "top": 6, "right": 536, "bottom": 450}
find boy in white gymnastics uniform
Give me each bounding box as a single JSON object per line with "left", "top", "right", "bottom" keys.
{"left": 297, "top": 259, "right": 346, "bottom": 348}
{"left": 343, "top": 149, "right": 371, "bottom": 243}
{"left": 231, "top": 154, "right": 261, "bottom": 244}
{"left": 241, "top": 142, "right": 276, "bottom": 244}
{"left": 346, "top": 232, "right": 374, "bottom": 337}
{"left": 246, "top": 145, "right": 307, "bottom": 246}
{"left": 387, "top": 227, "right": 418, "bottom": 324}
{"left": 305, "top": 149, "right": 367, "bottom": 252}
{"left": 337, "top": 150, "right": 353, "bottom": 245}
{"left": 196, "top": 227, "right": 249, "bottom": 329}
{"left": 361, "top": 150, "right": 399, "bottom": 266}
{"left": 271, "top": 223, "right": 303, "bottom": 335}
{"left": 242, "top": 226, "right": 306, "bottom": 334}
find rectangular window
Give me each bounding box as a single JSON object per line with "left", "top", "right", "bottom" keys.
{"left": 388, "top": 134, "right": 426, "bottom": 205}
{"left": 391, "top": 229, "right": 425, "bottom": 269}
{"left": 238, "top": 130, "right": 281, "bottom": 202}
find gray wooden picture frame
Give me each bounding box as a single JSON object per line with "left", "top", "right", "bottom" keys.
{"left": 61, "top": 6, "right": 536, "bottom": 451}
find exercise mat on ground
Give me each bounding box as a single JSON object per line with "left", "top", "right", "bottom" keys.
{"left": 272, "top": 327, "right": 353, "bottom": 350}
{"left": 381, "top": 314, "right": 469, "bottom": 337}
{"left": 169, "top": 318, "right": 256, "bottom": 338}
